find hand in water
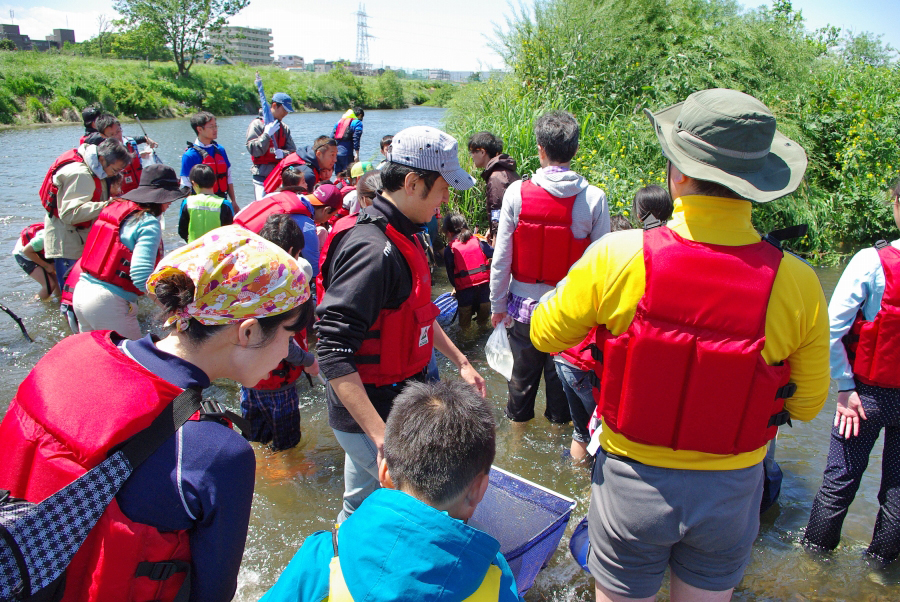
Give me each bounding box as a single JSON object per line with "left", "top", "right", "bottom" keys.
{"left": 835, "top": 389, "right": 867, "bottom": 438}
{"left": 460, "top": 361, "right": 487, "bottom": 398}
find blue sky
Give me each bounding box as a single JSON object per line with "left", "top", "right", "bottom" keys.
{"left": 1, "top": 0, "right": 897, "bottom": 71}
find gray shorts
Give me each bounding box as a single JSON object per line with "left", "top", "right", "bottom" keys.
{"left": 588, "top": 451, "right": 763, "bottom": 598}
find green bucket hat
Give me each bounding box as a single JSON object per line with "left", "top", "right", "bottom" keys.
{"left": 645, "top": 88, "right": 807, "bottom": 203}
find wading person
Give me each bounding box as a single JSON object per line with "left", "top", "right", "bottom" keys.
{"left": 72, "top": 164, "right": 186, "bottom": 340}
{"left": 41, "top": 137, "right": 130, "bottom": 291}
{"left": 0, "top": 225, "right": 312, "bottom": 601}
{"left": 91, "top": 112, "right": 158, "bottom": 194}
{"left": 316, "top": 126, "right": 487, "bottom": 523}
{"left": 531, "top": 88, "right": 830, "bottom": 602}
{"left": 802, "top": 176, "right": 900, "bottom": 564}
{"left": 13, "top": 222, "right": 58, "bottom": 300}
{"left": 263, "top": 136, "right": 339, "bottom": 195}
{"left": 468, "top": 131, "right": 520, "bottom": 244}
{"left": 240, "top": 215, "right": 319, "bottom": 451}
{"left": 247, "top": 88, "right": 297, "bottom": 200}
{"left": 235, "top": 170, "right": 340, "bottom": 279}
{"left": 442, "top": 212, "right": 493, "bottom": 330}
{"left": 178, "top": 164, "right": 236, "bottom": 243}
{"left": 333, "top": 107, "right": 364, "bottom": 174}
{"left": 180, "top": 111, "right": 239, "bottom": 211}
{"left": 490, "top": 110, "right": 609, "bottom": 425}
{"left": 260, "top": 380, "right": 520, "bottom": 601}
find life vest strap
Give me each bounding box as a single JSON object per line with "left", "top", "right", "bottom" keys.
{"left": 135, "top": 560, "right": 191, "bottom": 602}
{"left": 875, "top": 239, "right": 890, "bottom": 250}
{"left": 455, "top": 265, "right": 489, "bottom": 278}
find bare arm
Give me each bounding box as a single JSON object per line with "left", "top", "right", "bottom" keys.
{"left": 330, "top": 372, "right": 386, "bottom": 452}
{"left": 227, "top": 184, "right": 239, "bottom": 211}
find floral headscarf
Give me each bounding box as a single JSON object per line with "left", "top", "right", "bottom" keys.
{"left": 146, "top": 225, "right": 309, "bottom": 332}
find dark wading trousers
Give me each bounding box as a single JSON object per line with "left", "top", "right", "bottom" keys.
{"left": 505, "top": 318, "right": 571, "bottom": 424}
{"left": 803, "top": 382, "right": 900, "bottom": 563}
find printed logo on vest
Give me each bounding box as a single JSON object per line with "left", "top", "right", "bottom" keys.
{"left": 419, "top": 325, "right": 430, "bottom": 347}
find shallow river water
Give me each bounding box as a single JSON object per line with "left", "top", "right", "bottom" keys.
{"left": 0, "top": 107, "right": 897, "bottom": 600}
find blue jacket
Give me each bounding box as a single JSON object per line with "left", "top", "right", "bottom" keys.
{"left": 261, "top": 488, "right": 521, "bottom": 602}
{"left": 297, "top": 146, "right": 323, "bottom": 192}
{"left": 334, "top": 118, "right": 363, "bottom": 153}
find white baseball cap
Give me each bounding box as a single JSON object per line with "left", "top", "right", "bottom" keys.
{"left": 386, "top": 126, "right": 476, "bottom": 191}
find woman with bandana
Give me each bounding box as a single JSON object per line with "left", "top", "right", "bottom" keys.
{"left": 0, "top": 226, "right": 312, "bottom": 602}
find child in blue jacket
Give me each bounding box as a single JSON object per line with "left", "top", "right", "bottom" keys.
{"left": 262, "top": 379, "right": 521, "bottom": 601}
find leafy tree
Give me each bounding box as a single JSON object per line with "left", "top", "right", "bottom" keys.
{"left": 114, "top": 0, "right": 250, "bottom": 77}
{"left": 468, "top": 72, "right": 481, "bottom": 83}
{"left": 842, "top": 31, "right": 896, "bottom": 67}
{"left": 109, "top": 23, "right": 170, "bottom": 62}
{"left": 0, "top": 39, "right": 16, "bottom": 51}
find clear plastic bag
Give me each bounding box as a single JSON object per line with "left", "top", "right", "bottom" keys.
{"left": 485, "top": 323, "right": 514, "bottom": 381}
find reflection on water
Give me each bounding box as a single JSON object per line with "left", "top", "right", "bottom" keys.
{"left": 0, "top": 112, "right": 897, "bottom": 600}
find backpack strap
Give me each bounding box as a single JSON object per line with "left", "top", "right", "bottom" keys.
{"left": 118, "top": 388, "right": 203, "bottom": 469}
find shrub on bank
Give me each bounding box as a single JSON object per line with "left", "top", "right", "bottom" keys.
{"left": 0, "top": 53, "right": 460, "bottom": 126}
{"left": 445, "top": 0, "right": 900, "bottom": 261}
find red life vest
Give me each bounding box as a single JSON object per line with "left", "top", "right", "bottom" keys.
{"left": 40, "top": 149, "right": 103, "bottom": 229}
{"left": 595, "top": 226, "right": 794, "bottom": 455}
{"left": 334, "top": 117, "right": 355, "bottom": 141}
{"left": 320, "top": 217, "right": 439, "bottom": 386}
{"left": 251, "top": 118, "right": 288, "bottom": 166}
{"left": 449, "top": 235, "right": 490, "bottom": 290}
{"left": 79, "top": 200, "right": 163, "bottom": 296}
{"left": 234, "top": 191, "right": 313, "bottom": 234}
{"left": 79, "top": 133, "right": 89, "bottom": 144}
{"left": 120, "top": 139, "right": 143, "bottom": 194}
{"left": 252, "top": 331, "right": 309, "bottom": 390}
{"left": 0, "top": 331, "right": 193, "bottom": 602}
{"left": 263, "top": 153, "right": 319, "bottom": 194}
{"left": 187, "top": 143, "right": 229, "bottom": 197}
{"left": 511, "top": 180, "right": 591, "bottom": 286}
{"left": 558, "top": 327, "right": 601, "bottom": 373}
{"left": 19, "top": 222, "right": 46, "bottom": 260}
{"left": 317, "top": 213, "right": 358, "bottom": 303}
{"left": 843, "top": 242, "right": 900, "bottom": 388}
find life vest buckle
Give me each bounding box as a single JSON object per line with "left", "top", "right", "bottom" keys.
{"left": 768, "top": 410, "right": 792, "bottom": 428}
{"left": 136, "top": 560, "right": 182, "bottom": 581}
{"left": 775, "top": 382, "right": 797, "bottom": 399}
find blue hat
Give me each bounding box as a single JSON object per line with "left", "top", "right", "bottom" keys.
{"left": 272, "top": 92, "right": 294, "bottom": 113}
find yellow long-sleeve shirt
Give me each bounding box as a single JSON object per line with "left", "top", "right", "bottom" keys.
{"left": 531, "top": 195, "right": 830, "bottom": 470}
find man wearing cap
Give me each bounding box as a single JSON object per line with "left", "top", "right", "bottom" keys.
{"left": 316, "top": 126, "right": 487, "bottom": 523}
{"left": 490, "top": 110, "right": 610, "bottom": 426}
{"left": 531, "top": 89, "right": 830, "bottom": 601}
{"left": 246, "top": 92, "right": 297, "bottom": 200}
{"left": 72, "top": 164, "right": 188, "bottom": 340}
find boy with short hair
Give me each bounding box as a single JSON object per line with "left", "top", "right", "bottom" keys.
{"left": 261, "top": 379, "right": 520, "bottom": 601}
{"left": 468, "top": 131, "right": 521, "bottom": 244}
{"left": 180, "top": 111, "right": 239, "bottom": 210}
{"left": 178, "top": 163, "right": 235, "bottom": 242}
